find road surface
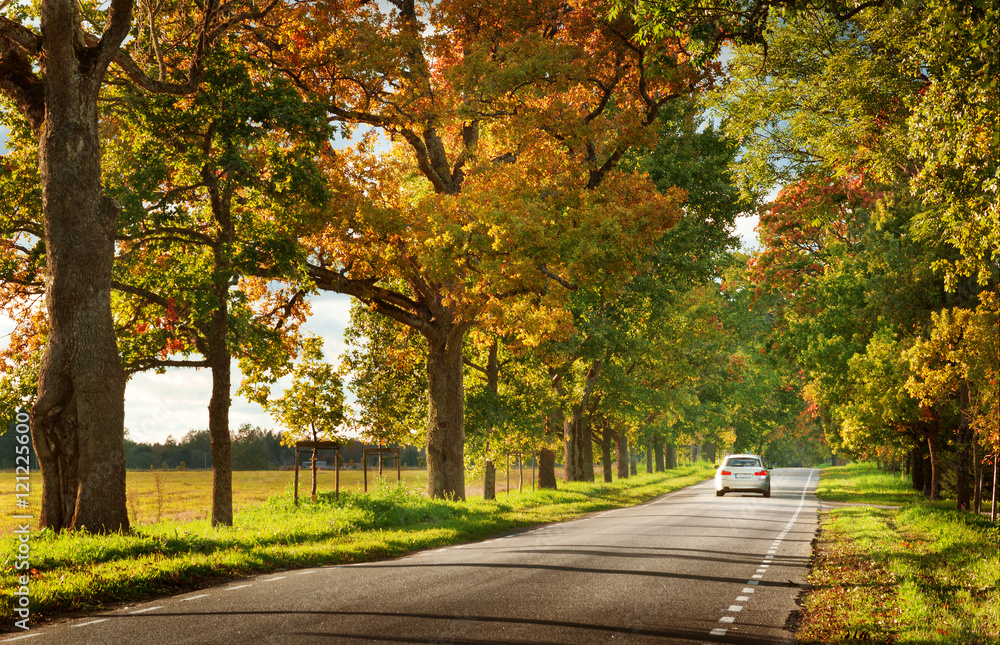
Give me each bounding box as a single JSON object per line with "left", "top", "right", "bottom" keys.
{"left": 4, "top": 468, "right": 820, "bottom": 644}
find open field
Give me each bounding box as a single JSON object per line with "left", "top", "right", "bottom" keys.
{"left": 799, "top": 463, "right": 999, "bottom": 644}
{"left": 0, "top": 463, "right": 712, "bottom": 625}
{"left": 0, "top": 465, "right": 559, "bottom": 536}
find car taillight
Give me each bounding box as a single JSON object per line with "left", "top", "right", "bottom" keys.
{"left": 720, "top": 470, "right": 732, "bottom": 476}
{"left": 755, "top": 470, "right": 768, "bottom": 476}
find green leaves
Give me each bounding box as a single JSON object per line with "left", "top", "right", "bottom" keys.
{"left": 267, "top": 336, "right": 348, "bottom": 445}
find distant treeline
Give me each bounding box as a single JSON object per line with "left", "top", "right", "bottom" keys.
{"left": 123, "top": 424, "right": 424, "bottom": 471}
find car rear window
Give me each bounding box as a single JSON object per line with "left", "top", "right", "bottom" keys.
{"left": 725, "top": 458, "right": 760, "bottom": 468}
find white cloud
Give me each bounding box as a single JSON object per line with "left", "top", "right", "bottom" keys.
{"left": 124, "top": 291, "right": 354, "bottom": 443}
{"left": 0, "top": 292, "right": 354, "bottom": 443}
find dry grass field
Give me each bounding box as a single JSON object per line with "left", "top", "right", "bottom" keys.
{"left": 0, "top": 463, "right": 564, "bottom": 535}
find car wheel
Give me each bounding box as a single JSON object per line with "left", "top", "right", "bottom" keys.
{"left": 716, "top": 490, "right": 725, "bottom": 497}
{"left": 763, "top": 489, "right": 771, "bottom": 498}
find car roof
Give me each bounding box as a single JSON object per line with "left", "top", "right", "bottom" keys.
{"left": 724, "top": 453, "right": 762, "bottom": 460}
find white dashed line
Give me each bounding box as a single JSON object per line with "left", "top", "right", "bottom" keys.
{"left": 72, "top": 619, "right": 109, "bottom": 628}
{"left": 719, "top": 616, "right": 736, "bottom": 624}
{"left": 225, "top": 584, "right": 251, "bottom": 591}
{"left": 2, "top": 634, "right": 41, "bottom": 642}
{"left": 181, "top": 594, "right": 211, "bottom": 601}
{"left": 736, "top": 596, "right": 750, "bottom": 602}
{"left": 742, "top": 587, "right": 756, "bottom": 593}
{"left": 727, "top": 605, "right": 743, "bottom": 612}
{"left": 260, "top": 577, "right": 286, "bottom": 582}
{"left": 709, "top": 628, "right": 728, "bottom": 636}
{"left": 129, "top": 606, "right": 162, "bottom": 614}
{"left": 295, "top": 570, "right": 316, "bottom": 575}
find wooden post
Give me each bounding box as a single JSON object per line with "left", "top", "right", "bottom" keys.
{"left": 364, "top": 450, "right": 368, "bottom": 493}
{"left": 506, "top": 452, "right": 510, "bottom": 494}
{"left": 518, "top": 453, "right": 523, "bottom": 492}
{"left": 294, "top": 448, "right": 300, "bottom": 506}
{"left": 532, "top": 454, "right": 535, "bottom": 491}
{"left": 397, "top": 448, "right": 401, "bottom": 483}
{"left": 335, "top": 446, "right": 340, "bottom": 501}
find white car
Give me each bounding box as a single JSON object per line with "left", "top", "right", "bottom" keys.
{"left": 715, "top": 454, "right": 771, "bottom": 497}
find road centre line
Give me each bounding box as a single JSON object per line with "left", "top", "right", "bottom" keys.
{"left": 706, "top": 471, "right": 817, "bottom": 642}
{"left": 225, "top": 584, "right": 251, "bottom": 591}
{"left": 295, "top": 570, "right": 316, "bottom": 575}
{"left": 260, "top": 576, "right": 286, "bottom": 582}
{"left": 128, "top": 606, "right": 163, "bottom": 614}
{"left": 181, "top": 594, "right": 211, "bottom": 601}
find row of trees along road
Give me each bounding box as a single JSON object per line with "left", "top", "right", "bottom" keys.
{"left": 1, "top": 0, "right": 996, "bottom": 532}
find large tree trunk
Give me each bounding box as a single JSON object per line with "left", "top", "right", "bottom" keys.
{"left": 563, "top": 360, "right": 600, "bottom": 482}
{"left": 30, "top": 10, "right": 131, "bottom": 533}
{"left": 654, "top": 437, "right": 664, "bottom": 472}
{"left": 645, "top": 442, "right": 653, "bottom": 474}
{"left": 207, "top": 306, "right": 234, "bottom": 526}
{"left": 483, "top": 458, "right": 496, "bottom": 500}
{"left": 629, "top": 441, "right": 637, "bottom": 476}
{"left": 204, "top": 167, "right": 235, "bottom": 526}
{"left": 925, "top": 428, "right": 942, "bottom": 501}
{"left": 616, "top": 432, "right": 629, "bottom": 479}
{"left": 911, "top": 442, "right": 925, "bottom": 492}
{"left": 600, "top": 421, "right": 613, "bottom": 483}
{"left": 955, "top": 384, "right": 973, "bottom": 510}
{"left": 665, "top": 442, "right": 676, "bottom": 469}
{"left": 425, "top": 324, "right": 467, "bottom": 499}
{"left": 538, "top": 407, "right": 561, "bottom": 489}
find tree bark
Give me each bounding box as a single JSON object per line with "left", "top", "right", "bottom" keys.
{"left": 538, "top": 408, "right": 561, "bottom": 489}
{"left": 654, "top": 436, "right": 664, "bottom": 472}
{"left": 972, "top": 440, "right": 982, "bottom": 514}
{"left": 616, "top": 432, "right": 629, "bottom": 479}
{"left": 665, "top": 442, "right": 676, "bottom": 469}
{"left": 645, "top": 442, "right": 653, "bottom": 474}
{"left": 563, "top": 360, "right": 600, "bottom": 482}
{"left": 922, "top": 449, "right": 933, "bottom": 497}
{"left": 206, "top": 300, "right": 234, "bottom": 525}
{"left": 629, "top": 441, "right": 637, "bottom": 476}
{"left": 925, "top": 428, "right": 942, "bottom": 501}
{"left": 483, "top": 458, "right": 496, "bottom": 500}
{"left": 600, "top": 420, "right": 613, "bottom": 483}
{"left": 955, "top": 383, "right": 973, "bottom": 510}
{"left": 29, "top": 3, "right": 132, "bottom": 533}
{"left": 203, "top": 165, "right": 235, "bottom": 526}
{"left": 425, "top": 323, "right": 467, "bottom": 500}
{"left": 911, "top": 443, "right": 925, "bottom": 492}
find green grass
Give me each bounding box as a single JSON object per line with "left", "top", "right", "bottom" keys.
{"left": 815, "top": 462, "right": 926, "bottom": 506}
{"left": 0, "top": 464, "right": 714, "bottom": 624}
{"left": 798, "top": 463, "right": 1000, "bottom": 644}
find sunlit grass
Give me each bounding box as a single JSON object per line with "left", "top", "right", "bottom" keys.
{"left": 0, "top": 463, "right": 714, "bottom": 624}
{"left": 815, "top": 462, "right": 925, "bottom": 506}
{"left": 798, "top": 464, "right": 999, "bottom": 644}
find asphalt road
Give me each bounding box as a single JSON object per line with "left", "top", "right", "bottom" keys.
{"left": 5, "top": 468, "right": 819, "bottom": 645}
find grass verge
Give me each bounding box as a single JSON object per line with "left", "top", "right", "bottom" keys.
{"left": 798, "top": 463, "right": 999, "bottom": 644}
{"left": 0, "top": 464, "right": 713, "bottom": 626}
